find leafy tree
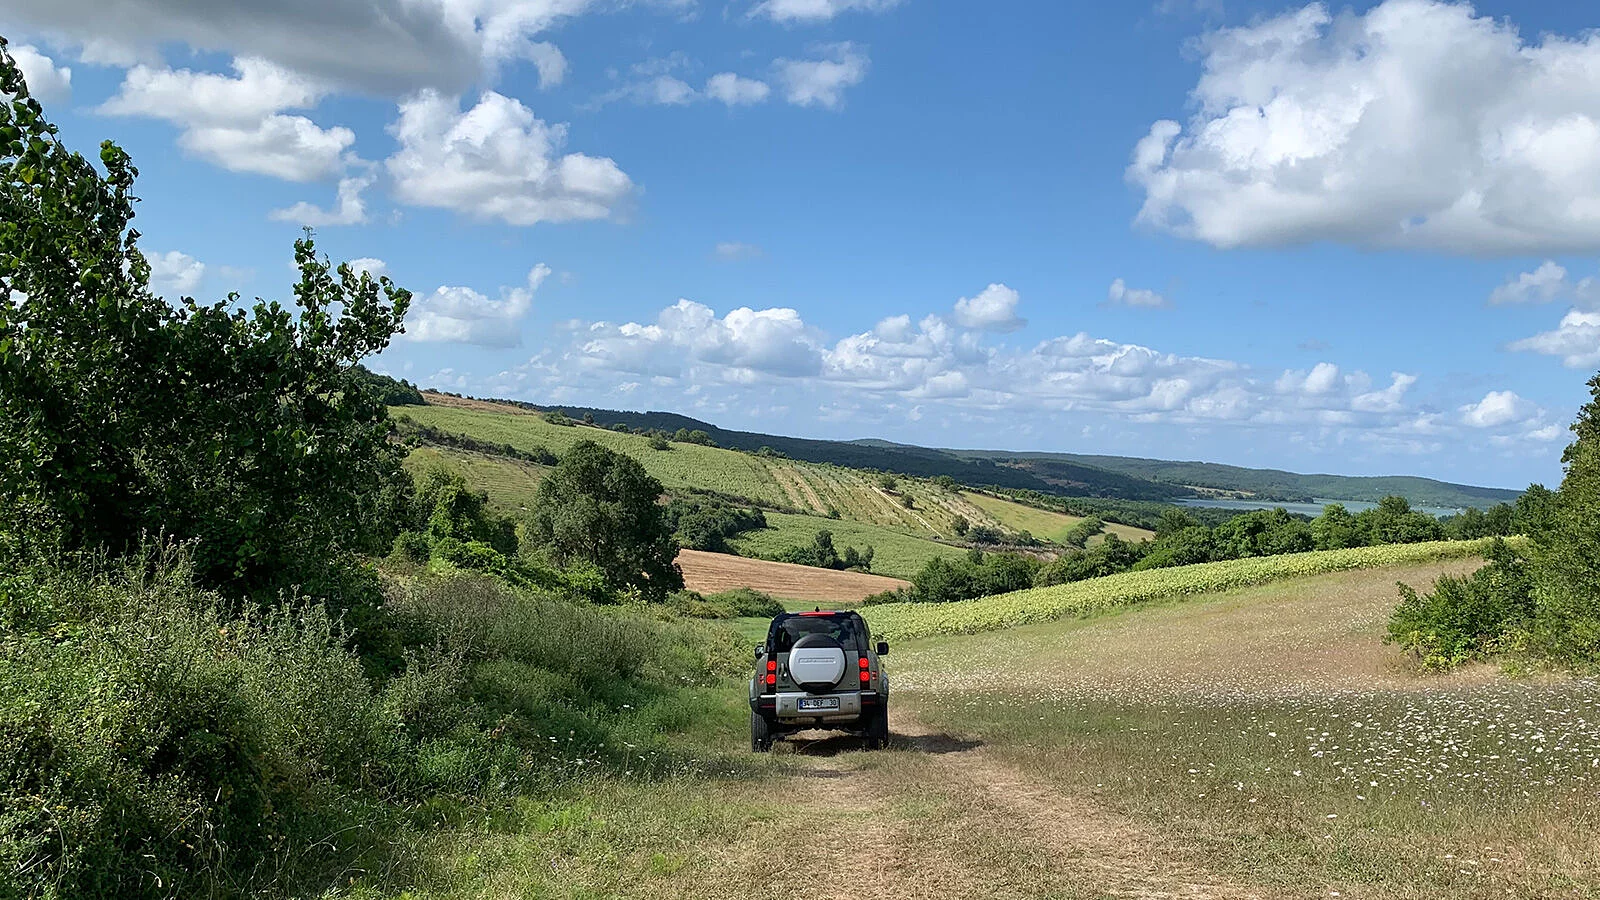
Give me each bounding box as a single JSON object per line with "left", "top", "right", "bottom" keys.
{"left": 900, "top": 493, "right": 916, "bottom": 509}
{"left": 353, "top": 364, "right": 425, "bottom": 405}
{"left": 878, "top": 474, "right": 899, "bottom": 492}
{"left": 1530, "top": 373, "right": 1600, "bottom": 665}
{"left": 663, "top": 497, "right": 766, "bottom": 552}
{"left": 1155, "top": 508, "right": 1199, "bottom": 537}
{"left": 1311, "top": 503, "right": 1362, "bottom": 550}
{"left": 950, "top": 515, "right": 970, "bottom": 536}
{"left": 1355, "top": 496, "right": 1444, "bottom": 545}
{"left": 966, "top": 525, "right": 1005, "bottom": 544}
{"left": 1513, "top": 483, "right": 1560, "bottom": 541}
{"left": 1035, "top": 533, "right": 1145, "bottom": 586}
{"left": 1211, "top": 508, "right": 1312, "bottom": 559}
{"left": 1059, "top": 516, "right": 1105, "bottom": 549}
{"left": 0, "top": 43, "right": 410, "bottom": 605}
{"left": 1132, "top": 524, "right": 1213, "bottom": 570}
{"left": 529, "top": 440, "right": 683, "bottom": 601}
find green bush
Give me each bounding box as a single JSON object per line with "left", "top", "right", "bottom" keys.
{"left": 669, "top": 587, "right": 786, "bottom": 619}
{"left": 1386, "top": 538, "right": 1534, "bottom": 669}
{"left": 0, "top": 552, "right": 412, "bottom": 900}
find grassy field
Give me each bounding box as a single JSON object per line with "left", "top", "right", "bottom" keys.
{"left": 726, "top": 510, "right": 968, "bottom": 580}
{"left": 895, "top": 562, "right": 1600, "bottom": 899}
{"left": 357, "top": 552, "right": 1599, "bottom": 900}
{"left": 396, "top": 404, "right": 1018, "bottom": 540}
{"left": 402, "top": 446, "right": 549, "bottom": 512}
{"left": 862, "top": 538, "right": 1505, "bottom": 642}
{"left": 961, "top": 490, "right": 1155, "bottom": 543}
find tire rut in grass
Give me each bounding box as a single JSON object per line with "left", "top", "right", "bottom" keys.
{"left": 764, "top": 715, "right": 1268, "bottom": 900}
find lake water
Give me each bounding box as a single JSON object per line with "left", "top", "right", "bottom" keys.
{"left": 1176, "top": 497, "right": 1465, "bottom": 518}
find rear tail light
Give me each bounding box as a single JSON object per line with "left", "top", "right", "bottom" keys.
{"left": 764, "top": 659, "right": 777, "bottom": 692}
{"left": 858, "top": 657, "right": 870, "bottom": 685}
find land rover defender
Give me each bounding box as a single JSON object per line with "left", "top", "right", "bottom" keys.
{"left": 748, "top": 609, "right": 889, "bottom": 752}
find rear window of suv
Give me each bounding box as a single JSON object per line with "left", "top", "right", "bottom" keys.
{"left": 770, "top": 613, "right": 867, "bottom": 653}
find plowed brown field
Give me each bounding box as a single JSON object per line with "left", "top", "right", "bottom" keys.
{"left": 676, "top": 549, "right": 909, "bottom": 602}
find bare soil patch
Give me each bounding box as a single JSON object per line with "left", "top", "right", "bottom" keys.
{"left": 677, "top": 549, "right": 909, "bottom": 602}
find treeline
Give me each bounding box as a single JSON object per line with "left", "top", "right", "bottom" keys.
{"left": 772, "top": 529, "right": 876, "bottom": 572}
{"left": 0, "top": 55, "right": 732, "bottom": 900}
{"left": 867, "top": 495, "right": 1529, "bottom": 607}
{"left": 1388, "top": 381, "right": 1600, "bottom": 670}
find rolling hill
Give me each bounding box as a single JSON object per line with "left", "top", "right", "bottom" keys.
{"left": 419, "top": 391, "right": 1521, "bottom": 511}
{"left": 959, "top": 451, "right": 1523, "bottom": 509}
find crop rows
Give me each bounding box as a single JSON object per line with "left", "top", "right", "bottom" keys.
{"left": 863, "top": 539, "right": 1508, "bottom": 642}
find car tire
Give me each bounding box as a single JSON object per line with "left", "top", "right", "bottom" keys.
{"left": 864, "top": 704, "right": 889, "bottom": 750}
{"left": 750, "top": 711, "right": 773, "bottom": 753}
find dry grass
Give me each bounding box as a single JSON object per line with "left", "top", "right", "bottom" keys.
{"left": 353, "top": 558, "right": 1599, "bottom": 900}
{"left": 677, "top": 549, "right": 909, "bottom": 603}
{"left": 961, "top": 490, "right": 1155, "bottom": 543}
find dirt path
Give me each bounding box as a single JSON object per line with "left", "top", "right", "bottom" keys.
{"left": 678, "top": 712, "right": 1267, "bottom": 900}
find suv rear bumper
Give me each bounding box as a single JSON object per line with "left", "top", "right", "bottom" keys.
{"left": 752, "top": 690, "right": 881, "bottom": 725}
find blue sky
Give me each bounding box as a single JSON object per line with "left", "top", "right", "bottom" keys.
{"left": 7, "top": 0, "right": 1600, "bottom": 490}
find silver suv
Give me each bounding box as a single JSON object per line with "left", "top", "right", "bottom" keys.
{"left": 748, "top": 609, "right": 890, "bottom": 752}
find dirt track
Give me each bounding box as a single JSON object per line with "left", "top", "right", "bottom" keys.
{"left": 677, "top": 549, "right": 910, "bottom": 602}
{"left": 672, "top": 712, "right": 1265, "bottom": 900}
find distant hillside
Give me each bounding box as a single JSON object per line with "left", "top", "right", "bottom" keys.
{"left": 419, "top": 392, "right": 1520, "bottom": 511}
{"left": 447, "top": 395, "right": 1185, "bottom": 501}
{"left": 959, "top": 451, "right": 1522, "bottom": 510}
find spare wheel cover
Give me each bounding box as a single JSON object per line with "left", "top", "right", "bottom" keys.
{"left": 788, "top": 633, "right": 847, "bottom": 692}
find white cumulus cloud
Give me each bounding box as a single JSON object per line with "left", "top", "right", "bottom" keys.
{"left": 750, "top": 0, "right": 900, "bottom": 23}
{"left": 386, "top": 90, "right": 633, "bottom": 225}
{"left": 1509, "top": 309, "right": 1600, "bottom": 368}
{"left": 9, "top": 45, "right": 72, "bottom": 104}
{"left": 2, "top": 0, "right": 596, "bottom": 96}
{"left": 1461, "top": 390, "right": 1535, "bottom": 428}
{"left": 1105, "top": 278, "right": 1169, "bottom": 309}
{"left": 1129, "top": 0, "right": 1600, "bottom": 253}
{"left": 146, "top": 250, "right": 205, "bottom": 295}
{"left": 706, "top": 72, "right": 770, "bottom": 106}
{"left": 100, "top": 57, "right": 352, "bottom": 182}
{"left": 952, "top": 283, "right": 1026, "bottom": 332}
{"left": 408, "top": 264, "right": 550, "bottom": 347}
{"left": 774, "top": 42, "right": 868, "bottom": 109}
{"left": 270, "top": 174, "right": 373, "bottom": 226}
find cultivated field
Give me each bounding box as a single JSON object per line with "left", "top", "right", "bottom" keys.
{"left": 395, "top": 404, "right": 1015, "bottom": 539}
{"left": 726, "top": 510, "right": 966, "bottom": 580}
{"left": 677, "top": 549, "right": 909, "bottom": 603}
{"left": 962, "top": 489, "right": 1155, "bottom": 543}
{"left": 394, "top": 553, "right": 1599, "bottom": 899}
{"left": 862, "top": 538, "right": 1505, "bottom": 642}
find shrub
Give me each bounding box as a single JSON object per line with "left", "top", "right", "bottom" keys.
{"left": 901, "top": 551, "right": 1041, "bottom": 604}
{"left": 649, "top": 436, "right": 672, "bottom": 451}
{"left": 0, "top": 552, "right": 410, "bottom": 899}
{"left": 1387, "top": 538, "right": 1533, "bottom": 669}
{"left": 669, "top": 587, "right": 786, "bottom": 619}
{"left": 663, "top": 498, "right": 767, "bottom": 553}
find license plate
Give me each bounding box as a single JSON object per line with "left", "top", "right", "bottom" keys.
{"left": 798, "top": 697, "right": 840, "bottom": 711}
